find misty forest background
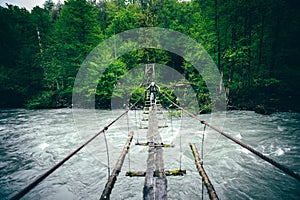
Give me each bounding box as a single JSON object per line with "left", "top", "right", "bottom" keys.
{"left": 0, "top": 0, "right": 299, "bottom": 113}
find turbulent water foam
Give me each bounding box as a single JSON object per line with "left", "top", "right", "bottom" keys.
{"left": 0, "top": 109, "right": 299, "bottom": 199}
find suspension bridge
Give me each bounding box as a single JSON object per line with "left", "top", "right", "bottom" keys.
{"left": 10, "top": 65, "right": 300, "bottom": 200}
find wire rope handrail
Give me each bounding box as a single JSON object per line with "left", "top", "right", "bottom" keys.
{"left": 161, "top": 92, "right": 300, "bottom": 182}
{"left": 11, "top": 64, "right": 153, "bottom": 200}
{"left": 10, "top": 101, "right": 139, "bottom": 200}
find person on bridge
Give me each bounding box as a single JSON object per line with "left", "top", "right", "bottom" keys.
{"left": 146, "top": 82, "right": 160, "bottom": 105}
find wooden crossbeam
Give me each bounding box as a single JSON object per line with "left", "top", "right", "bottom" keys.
{"left": 145, "top": 100, "right": 161, "bottom": 103}
{"left": 139, "top": 125, "right": 168, "bottom": 129}
{"left": 143, "top": 111, "right": 164, "bottom": 114}
{"left": 135, "top": 142, "right": 174, "bottom": 147}
{"left": 126, "top": 169, "right": 186, "bottom": 177}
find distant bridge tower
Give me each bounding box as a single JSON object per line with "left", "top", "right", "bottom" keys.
{"left": 144, "top": 63, "right": 155, "bottom": 84}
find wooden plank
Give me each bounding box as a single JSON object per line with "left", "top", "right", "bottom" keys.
{"left": 135, "top": 142, "right": 174, "bottom": 148}
{"left": 126, "top": 169, "right": 186, "bottom": 177}
{"left": 126, "top": 171, "right": 146, "bottom": 177}
{"left": 139, "top": 125, "right": 168, "bottom": 129}
{"left": 164, "top": 169, "right": 186, "bottom": 176}
{"left": 143, "top": 111, "right": 164, "bottom": 114}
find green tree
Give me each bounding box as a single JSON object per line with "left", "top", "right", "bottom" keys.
{"left": 0, "top": 5, "right": 44, "bottom": 107}
{"left": 35, "top": 0, "right": 103, "bottom": 108}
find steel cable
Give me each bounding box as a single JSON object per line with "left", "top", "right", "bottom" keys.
{"left": 161, "top": 92, "right": 300, "bottom": 182}
{"left": 10, "top": 100, "right": 140, "bottom": 200}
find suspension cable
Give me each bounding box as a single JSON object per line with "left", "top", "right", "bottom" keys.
{"left": 202, "top": 172, "right": 204, "bottom": 200}
{"left": 161, "top": 92, "right": 300, "bottom": 182}
{"left": 201, "top": 124, "right": 206, "bottom": 200}
{"left": 201, "top": 125, "right": 206, "bottom": 164}
{"left": 127, "top": 112, "right": 131, "bottom": 172}
{"left": 11, "top": 101, "right": 140, "bottom": 200}
{"left": 179, "top": 110, "right": 183, "bottom": 170}
{"left": 135, "top": 109, "right": 139, "bottom": 143}
{"left": 170, "top": 110, "right": 174, "bottom": 141}
{"left": 103, "top": 130, "right": 110, "bottom": 179}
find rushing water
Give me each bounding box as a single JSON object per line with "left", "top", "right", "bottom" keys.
{"left": 0, "top": 108, "right": 299, "bottom": 200}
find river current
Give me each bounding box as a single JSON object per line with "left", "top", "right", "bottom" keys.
{"left": 0, "top": 108, "right": 299, "bottom": 200}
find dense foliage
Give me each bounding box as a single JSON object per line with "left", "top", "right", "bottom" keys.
{"left": 0, "top": 0, "right": 299, "bottom": 113}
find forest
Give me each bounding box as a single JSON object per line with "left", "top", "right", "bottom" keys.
{"left": 0, "top": 0, "right": 299, "bottom": 114}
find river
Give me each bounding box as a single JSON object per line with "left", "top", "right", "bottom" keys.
{"left": 0, "top": 108, "right": 299, "bottom": 200}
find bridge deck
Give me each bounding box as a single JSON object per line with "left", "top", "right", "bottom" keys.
{"left": 143, "top": 106, "right": 167, "bottom": 200}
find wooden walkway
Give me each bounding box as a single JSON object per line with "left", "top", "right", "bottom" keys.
{"left": 143, "top": 106, "right": 167, "bottom": 199}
